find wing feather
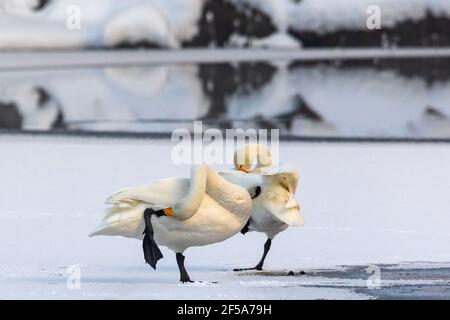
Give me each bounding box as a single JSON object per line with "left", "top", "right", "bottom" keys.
{"left": 106, "top": 177, "right": 190, "bottom": 207}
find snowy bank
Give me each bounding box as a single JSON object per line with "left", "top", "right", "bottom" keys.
{"left": 0, "top": 0, "right": 206, "bottom": 49}
{"left": 2, "top": 0, "right": 449, "bottom": 49}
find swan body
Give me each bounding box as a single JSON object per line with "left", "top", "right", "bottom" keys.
{"left": 90, "top": 164, "right": 252, "bottom": 281}
{"left": 221, "top": 144, "right": 303, "bottom": 270}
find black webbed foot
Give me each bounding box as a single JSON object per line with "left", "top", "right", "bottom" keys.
{"left": 233, "top": 266, "right": 262, "bottom": 272}
{"left": 234, "top": 238, "right": 272, "bottom": 272}
{"left": 142, "top": 209, "right": 164, "bottom": 269}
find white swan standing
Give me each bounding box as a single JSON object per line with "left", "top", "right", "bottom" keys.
{"left": 220, "top": 144, "right": 304, "bottom": 271}
{"left": 90, "top": 164, "right": 252, "bottom": 282}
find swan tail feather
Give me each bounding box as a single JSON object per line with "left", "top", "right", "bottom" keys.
{"left": 89, "top": 203, "right": 147, "bottom": 239}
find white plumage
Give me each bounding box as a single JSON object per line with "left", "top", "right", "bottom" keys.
{"left": 90, "top": 164, "right": 252, "bottom": 281}
{"left": 221, "top": 144, "right": 303, "bottom": 270}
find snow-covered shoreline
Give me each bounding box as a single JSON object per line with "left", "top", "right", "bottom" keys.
{"left": 2, "top": 0, "right": 450, "bottom": 50}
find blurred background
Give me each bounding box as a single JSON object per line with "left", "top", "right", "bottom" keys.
{"left": 1, "top": 0, "right": 450, "bottom": 140}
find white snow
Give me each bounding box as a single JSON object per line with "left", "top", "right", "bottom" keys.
{"left": 0, "top": 0, "right": 206, "bottom": 49}
{"left": 3, "top": 0, "right": 449, "bottom": 50}
{"left": 151, "top": 0, "right": 205, "bottom": 44}
{"left": 289, "top": 0, "right": 426, "bottom": 33}
{"left": 229, "top": 32, "right": 302, "bottom": 49}
{"left": 0, "top": 136, "right": 449, "bottom": 298}
{"left": 0, "top": 0, "right": 40, "bottom": 16}
{"left": 231, "top": 0, "right": 290, "bottom": 32}
{"left": 0, "top": 15, "right": 95, "bottom": 50}
{"left": 103, "top": 5, "right": 178, "bottom": 48}
{"left": 235, "top": 0, "right": 450, "bottom": 33}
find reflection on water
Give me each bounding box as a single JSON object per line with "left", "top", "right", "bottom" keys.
{"left": 1, "top": 58, "right": 450, "bottom": 139}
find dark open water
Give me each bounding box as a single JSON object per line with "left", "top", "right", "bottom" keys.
{"left": 241, "top": 264, "right": 450, "bottom": 300}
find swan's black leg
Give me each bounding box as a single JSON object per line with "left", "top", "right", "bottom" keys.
{"left": 240, "top": 219, "right": 250, "bottom": 234}
{"left": 254, "top": 238, "right": 272, "bottom": 270}
{"left": 241, "top": 185, "right": 260, "bottom": 235}
{"left": 176, "top": 253, "right": 193, "bottom": 283}
{"left": 142, "top": 209, "right": 164, "bottom": 269}
{"left": 234, "top": 238, "right": 272, "bottom": 272}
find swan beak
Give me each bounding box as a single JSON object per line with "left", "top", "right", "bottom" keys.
{"left": 163, "top": 207, "right": 173, "bottom": 217}
{"left": 239, "top": 168, "right": 250, "bottom": 173}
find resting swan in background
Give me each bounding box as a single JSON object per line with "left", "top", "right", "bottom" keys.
{"left": 90, "top": 164, "right": 252, "bottom": 282}
{"left": 220, "top": 144, "right": 304, "bottom": 271}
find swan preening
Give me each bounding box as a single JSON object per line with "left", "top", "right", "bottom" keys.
{"left": 90, "top": 164, "right": 252, "bottom": 282}
{"left": 90, "top": 143, "right": 302, "bottom": 281}
{"left": 233, "top": 143, "right": 272, "bottom": 173}
{"left": 221, "top": 144, "right": 303, "bottom": 271}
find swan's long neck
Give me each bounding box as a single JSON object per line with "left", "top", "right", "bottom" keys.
{"left": 173, "top": 165, "right": 207, "bottom": 220}
{"left": 235, "top": 144, "right": 272, "bottom": 171}
{"left": 205, "top": 167, "right": 250, "bottom": 216}
{"left": 173, "top": 165, "right": 250, "bottom": 220}
{"left": 254, "top": 144, "right": 272, "bottom": 169}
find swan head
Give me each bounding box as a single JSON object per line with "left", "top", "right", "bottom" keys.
{"left": 233, "top": 144, "right": 272, "bottom": 173}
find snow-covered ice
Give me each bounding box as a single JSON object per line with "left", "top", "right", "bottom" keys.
{"left": 0, "top": 135, "right": 449, "bottom": 299}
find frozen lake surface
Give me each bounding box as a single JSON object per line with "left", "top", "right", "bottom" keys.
{"left": 0, "top": 135, "right": 449, "bottom": 299}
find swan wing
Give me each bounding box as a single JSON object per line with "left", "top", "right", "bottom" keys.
{"left": 263, "top": 191, "right": 304, "bottom": 226}
{"left": 258, "top": 163, "right": 299, "bottom": 193}
{"left": 106, "top": 177, "right": 190, "bottom": 208}
{"left": 219, "top": 170, "right": 263, "bottom": 190}
{"left": 89, "top": 202, "right": 148, "bottom": 239}
{"left": 262, "top": 169, "right": 303, "bottom": 226}
{"left": 107, "top": 165, "right": 208, "bottom": 221}
{"left": 221, "top": 168, "right": 303, "bottom": 226}
{"left": 222, "top": 156, "right": 303, "bottom": 227}
{"left": 91, "top": 177, "right": 192, "bottom": 238}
